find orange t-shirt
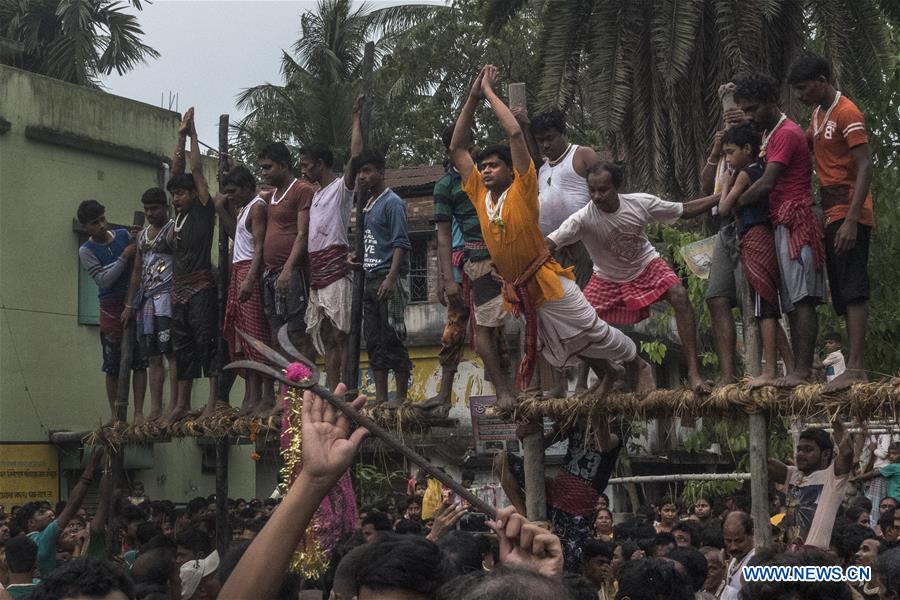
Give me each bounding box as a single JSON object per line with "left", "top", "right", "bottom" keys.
{"left": 806, "top": 95, "right": 874, "bottom": 226}
{"left": 462, "top": 162, "right": 573, "bottom": 308}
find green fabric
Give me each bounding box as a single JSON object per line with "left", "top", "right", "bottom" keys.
{"left": 33, "top": 520, "right": 60, "bottom": 577}
{"left": 433, "top": 169, "right": 490, "bottom": 262}
{"left": 6, "top": 583, "right": 37, "bottom": 599}
{"left": 880, "top": 463, "right": 900, "bottom": 501}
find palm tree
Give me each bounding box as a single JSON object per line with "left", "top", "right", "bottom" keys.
{"left": 484, "top": 0, "right": 898, "bottom": 198}
{"left": 234, "top": 0, "right": 449, "bottom": 165}
{"left": 0, "top": 0, "right": 158, "bottom": 87}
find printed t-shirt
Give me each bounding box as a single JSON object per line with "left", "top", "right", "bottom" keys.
{"left": 308, "top": 177, "right": 353, "bottom": 253}
{"left": 783, "top": 462, "right": 848, "bottom": 549}
{"left": 879, "top": 463, "right": 900, "bottom": 501}
{"left": 547, "top": 193, "right": 682, "bottom": 283}
{"left": 79, "top": 228, "right": 132, "bottom": 299}
{"left": 433, "top": 168, "right": 490, "bottom": 262}
{"left": 362, "top": 188, "right": 410, "bottom": 274}
{"left": 765, "top": 119, "right": 814, "bottom": 215}
{"left": 173, "top": 198, "right": 215, "bottom": 276}
{"left": 737, "top": 164, "right": 771, "bottom": 237}
{"left": 808, "top": 94, "right": 874, "bottom": 226}
{"left": 462, "top": 163, "right": 572, "bottom": 308}
{"left": 264, "top": 179, "right": 315, "bottom": 269}
{"left": 822, "top": 350, "right": 846, "bottom": 382}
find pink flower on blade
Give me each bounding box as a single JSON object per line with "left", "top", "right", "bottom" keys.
{"left": 286, "top": 362, "right": 313, "bottom": 382}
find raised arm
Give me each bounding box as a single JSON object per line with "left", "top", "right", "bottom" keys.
{"left": 344, "top": 95, "right": 365, "bottom": 189}
{"left": 450, "top": 68, "right": 484, "bottom": 185}
{"left": 480, "top": 65, "right": 531, "bottom": 176}
{"left": 173, "top": 107, "right": 192, "bottom": 175}
{"left": 90, "top": 467, "right": 111, "bottom": 538}
{"left": 188, "top": 113, "right": 209, "bottom": 205}
{"left": 219, "top": 385, "right": 368, "bottom": 600}
{"left": 737, "top": 161, "right": 784, "bottom": 207}
{"left": 700, "top": 131, "right": 724, "bottom": 195}
{"left": 832, "top": 419, "right": 855, "bottom": 477}
{"left": 512, "top": 107, "right": 541, "bottom": 170}
{"left": 767, "top": 458, "right": 788, "bottom": 485}
{"left": 58, "top": 449, "right": 104, "bottom": 531}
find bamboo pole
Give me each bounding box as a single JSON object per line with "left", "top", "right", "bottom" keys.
{"left": 606, "top": 472, "right": 751, "bottom": 484}
{"left": 343, "top": 41, "right": 375, "bottom": 394}
{"left": 508, "top": 81, "right": 547, "bottom": 522}
{"left": 214, "top": 114, "right": 231, "bottom": 557}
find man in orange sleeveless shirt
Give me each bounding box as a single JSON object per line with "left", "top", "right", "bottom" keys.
{"left": 788, "top": 53, "right": 875, "bottom": 392}
{"left": 449, "top": 65, "right": 654, "bottom": 397}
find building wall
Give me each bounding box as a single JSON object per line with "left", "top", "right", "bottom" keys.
{"left": 0, "top": 66, "right": 255, "bottom": 499}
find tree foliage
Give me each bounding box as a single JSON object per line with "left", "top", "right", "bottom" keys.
{"left": 0, "top": 0, "right": 158, "bottom": 87}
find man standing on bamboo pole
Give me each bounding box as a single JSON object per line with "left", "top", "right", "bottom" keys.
{"left": 300, "top": 96, "right": 364, "bottom": 391}
{"left": 449, "top": 65, "right": 654, "bottom": 397}
{"left": 734, "top": 72, "right": 825, "bottom": 388}
{"left": 419, "top": 123, "right": 514, "bottom": 414}
{"left": 787, "top": 53, "right": 875, "bottom": 393}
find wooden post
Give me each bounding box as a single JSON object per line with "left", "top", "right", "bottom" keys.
{"left": 508, "top": 81, "right": 547, "bottom": 521}
{"left": 215, "top": 114, "right": 231, "bottom": 556}
{"left": 107, "top": 320, "right": 134, "bottom": 552}
{"left": 740, "top": 272, "right": 771, "bottom": 548}
{"left": 343, "top": 41, "right": 375, "bottom": 394}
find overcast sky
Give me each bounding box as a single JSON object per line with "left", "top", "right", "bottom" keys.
{"left": 102, "top": 0, "right": 444, "bottom": 146}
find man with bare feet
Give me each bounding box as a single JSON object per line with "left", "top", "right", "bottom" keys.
{"left": 259, "top": 141, "right": 316, "bottom": 418}
{"left": 734, "top": 72, "right": 825, "bottom": 388}
{"left": 215, "top": 165, "right": 274, "bottom": 416}
{"left": 546, "top": 161, "right": 717, "bottom": 393}
{"left": 356, "top": 148, "right": 412, "bottom": 410}
{"left": 421, "top": 122, "right": 514, "bottom": 415}
{"left": 788, "top": 52, "right": 874, "bottom": 392}
{"left": 162, "top": 108, "right": 221, "bottom": 426}
{"left": 300, "top": 96, "right": 363, "bottom": 391}
{"left": 123, "top": 188, "right": 176, "bottom": 424}
{"left": 450, "top": 65, "right": 654, "bottom": 400}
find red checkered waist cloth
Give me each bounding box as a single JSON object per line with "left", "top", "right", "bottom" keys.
{"left": 771, "top": 198, "right": 824, "bottom": 270}
{"left": 502, "top": 249, "right": 553, "bottom": 390}
{"left": 583, "top": 257, "right": 679, "bottom": 325}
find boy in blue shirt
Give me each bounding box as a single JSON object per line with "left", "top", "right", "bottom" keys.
{"left": 354, "top": 149, "right": 411, "bottom": 410}
{"left": 77, "top": 200, "right": 148, "bottom": 423}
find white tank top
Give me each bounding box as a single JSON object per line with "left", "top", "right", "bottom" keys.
{"left": 232, "top": 196, "right": 264, "bottom": 262}
{"left": 538, "top": 144, "right": 591, "bottom": 234}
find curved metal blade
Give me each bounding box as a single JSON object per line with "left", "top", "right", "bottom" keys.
{"left": 276, "top": 325, "right": 319, "bottom": 375}
{"left": 224, "top": 360, "right": 313, "bottom": 389}
{"left": 235, "top": 328, "right": 290, "bottom": 368}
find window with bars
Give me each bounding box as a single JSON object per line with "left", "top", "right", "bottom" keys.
{"left": 409, "top": 237, "right": 429, "bottom": 303}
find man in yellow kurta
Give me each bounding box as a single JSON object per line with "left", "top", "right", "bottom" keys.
{"left": 450, "top": 65, "right": 655, "bottom": 396}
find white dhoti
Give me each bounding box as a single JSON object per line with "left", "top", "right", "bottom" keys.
{"left": 536, "top": 276, "right": 636, "bottom": 368}
{"left": 305, "top": 276, "right": 352, "bottom": 356}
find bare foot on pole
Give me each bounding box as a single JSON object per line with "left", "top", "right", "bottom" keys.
{"left": 133, "top": 413, "right": 146, "bottom": 427}
{"left": 744, "top": 374, "right": 777, "bottom": 390}
{"left": 774, "top": 371, "right": 811, "bottom": 388}
{"left": 823, "top": 369, "right": 868, "bottom": 393}
{"left": 631, "top": 357, "right": 656, "bottom": 396}
{"left": 161, "top": 405, "right": 191, "bottom": 427}
{"left": 687, "top": 372, "right": 712, "bottom": 394}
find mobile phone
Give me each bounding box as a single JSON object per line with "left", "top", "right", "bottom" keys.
{"left": 458, "top": 512, "right": 489, "bottom": 533}
{"left": 133, "top": 211, "right": 145, "bottom": 227}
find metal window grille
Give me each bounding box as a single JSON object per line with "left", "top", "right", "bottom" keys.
{"left": 409, "top": 237, "right": 428, "bottom": 302}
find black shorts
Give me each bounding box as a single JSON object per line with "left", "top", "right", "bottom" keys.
{"left": 750, "top": 289, "right": 781, "bottom": 320}
{"left": 262, "top": 267, "right": 309, "bottom": 334}
{"left": 139, "top": 316, "right": 173, "bottom": 358}
{"left": 363, "top": 274, "right": 412, "bottom": 373}
{"left": 825, "top": 219, "right": 871, "bottom": 316}
{"left": 172, "top": 288, "right": 219, "bottom": 380}
{"left": 100, "top": 332, "right": 148, "bottom": 375}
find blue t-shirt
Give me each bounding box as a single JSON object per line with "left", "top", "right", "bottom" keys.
{"left": 79, "top": 228, "right": 131, "bottom": 299}
{"left": 29, "top": 520, "right": 61, "bottom": 577}
{"left": 737, "top": 163, "right": 771, "bottom": 237}
{"left": 363, "top": 188, "right": 411, "bottom": 275}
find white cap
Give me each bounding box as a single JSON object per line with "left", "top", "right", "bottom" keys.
{"left": 180, "top": 550, "right": 219, "bottom": 600}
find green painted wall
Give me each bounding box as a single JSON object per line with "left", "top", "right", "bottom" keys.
{"left": 0, "top": 66, "right": 254, "bottom": 500}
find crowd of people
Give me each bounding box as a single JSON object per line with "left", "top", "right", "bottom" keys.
{"left": 41, "top": 45, "right": 882, "bottom": 599}
{"left": 2, "top": 386, "right": 900, "bottom": 599}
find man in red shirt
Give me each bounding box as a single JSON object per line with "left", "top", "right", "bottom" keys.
{"left": 734, "top": 72, "right": 825, "bottom": 388}
{"left": 788, "top": 53, "right": 875, "bottom": 392}
{"left": 258, "top": 142, "right": 316, "bottom": 415}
